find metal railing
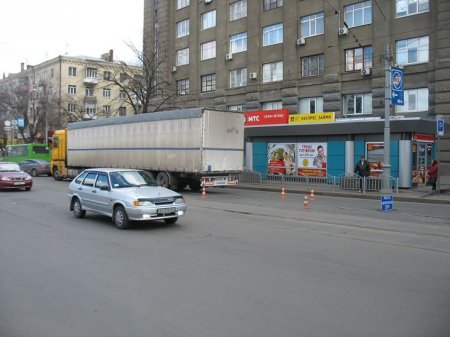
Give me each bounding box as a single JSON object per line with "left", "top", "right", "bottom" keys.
{"left": 237, "top": 171, "right": 399, "bottom": 193}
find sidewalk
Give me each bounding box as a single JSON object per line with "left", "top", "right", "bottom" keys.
{"left": 232, "top": 175, "right": 450, "bottom": 205}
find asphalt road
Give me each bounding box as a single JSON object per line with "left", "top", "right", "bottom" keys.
{"left": 1, "top": 177, "right": 450, "bottom": 337}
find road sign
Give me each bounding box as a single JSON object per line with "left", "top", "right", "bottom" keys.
{"left": 18, "top": 118, "right": 24, "bottom": 128}
{"left": 437, "top": 115, "right": 444, "bottom": 136}
{"left": 381, "top": 194, "right": 393, "bottom": 212}
{"left": 391, "top": 67, "right": 404, "bottom": 106}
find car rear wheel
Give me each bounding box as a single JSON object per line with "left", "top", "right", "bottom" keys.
{"left": 113, "top": 205, "right": 130, "bottom": 229}
{"left": 73, "top": 198, "right": 86, "bottom": 218}
{"left": 30, "top": 169, "right": 38, "bottom": 177}
{"left": 164, "top": 217, "right": 178, "bottom": 224}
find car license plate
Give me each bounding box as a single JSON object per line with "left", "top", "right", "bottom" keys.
{"left": 13, "top": 182, "right": 25, "bottom": 185}
{"left": 157, "top": 207, "right": 176, "bottom": 214}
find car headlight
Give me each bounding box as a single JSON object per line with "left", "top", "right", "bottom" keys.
{"left": 133, "top": 200, "right": 154, "bottom": 207}
{"left": 1, "top": 176, "right": 11, "bottom": 181}
{"left": 25, "top": 175, "right": 32, "bottom": 181}
{"left": 174, "top": 197, "right": 185, "bottom": 205}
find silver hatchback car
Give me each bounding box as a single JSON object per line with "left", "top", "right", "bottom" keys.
{"left": 68, "top": 168, "right": 187, "bottom": 229}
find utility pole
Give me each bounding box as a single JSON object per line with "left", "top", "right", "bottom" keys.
{"left": 381, "top": 2, "right": 392, "bottom": 193}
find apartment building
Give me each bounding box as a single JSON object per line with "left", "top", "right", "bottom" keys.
{"left": 144, "top": 0, "right": 450, "bottom": 176}
{"left": 0, "top": 50, "right": 141, "bottom": 142}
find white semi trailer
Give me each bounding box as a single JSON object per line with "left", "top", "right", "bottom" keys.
{"left": 51, "top": 108, "right": 244, "bottom": 191}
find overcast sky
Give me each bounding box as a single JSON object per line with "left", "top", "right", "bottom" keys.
{"left": 0, "top": 0, "right": 144, "bottom": 76}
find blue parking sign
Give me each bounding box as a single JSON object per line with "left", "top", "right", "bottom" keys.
{"left": 437, "top": 115, "right": 444, "bottom": 136}
{"left": 391, "top": 67, "right": 404, "bottom": 106}
{"left": 381, "top": 195, "right": 393, "bottom": 212}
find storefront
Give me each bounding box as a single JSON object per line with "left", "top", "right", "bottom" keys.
{"left": 244, "top": 110, "right": 438, "bottom": 189}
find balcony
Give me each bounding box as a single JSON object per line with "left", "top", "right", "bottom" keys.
{"left": 83, "top": 77, "right": 98, "bottom": 84}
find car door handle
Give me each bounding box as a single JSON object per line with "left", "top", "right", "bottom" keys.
{"left": 91, "top": 190, "right": 97, "bottom": 193}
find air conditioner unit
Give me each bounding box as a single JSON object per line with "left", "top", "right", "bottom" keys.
{"left": 338, "top": 27, "right": 348, "bottom": 36}
{"left": 171, "top": 66, "right": 177, "bottom": 72}
{"left": 296, "top": 37, "right": 306, "bottom": 46}
{"left": 250, "top": 72, "right": 257, "bottom": 79}
{"left": 204, "top": 0, "right": 212, "bottom": 3}
{"left": 361, "top": 67, "right": 371, "bottom": 76}
{"left": 225, "top": 53, "right": 233, "bottom": 61}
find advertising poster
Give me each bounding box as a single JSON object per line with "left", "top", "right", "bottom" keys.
{"left": 297, "top": 143, "right": 327, "bottom": 177}
{"left": 366, "top": 142, "right": 384, "bottom": 176}
{"left": 245, "top": 109, "right": 289, "bottom": 126}
{"left": 268, "top": 143, "right": 296, "bottom": 175}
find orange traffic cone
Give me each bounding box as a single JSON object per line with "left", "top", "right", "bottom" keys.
{"left": 201, "top": 186, "right": 207, "bottom": 200}
{"left": 309, "top": 189, "right": 316, "bottom": 201}
{"left": 280, "top": 186, "right": 286, "bottom": 200}
{"left": 303, "top": 195, "right": 309, "bottom": 209}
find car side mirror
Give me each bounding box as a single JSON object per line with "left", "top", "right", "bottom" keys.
{"left": 100, "top": 185, "right": 110, "bottom": 191}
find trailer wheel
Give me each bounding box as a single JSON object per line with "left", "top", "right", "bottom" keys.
{"left": 188, "top": 180, "right": 202, "bottom": 192}
{"left": 156, "top": 172, "right": 170, "bottom": 189}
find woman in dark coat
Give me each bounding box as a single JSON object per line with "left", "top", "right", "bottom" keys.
{"left": 428, "top": 160, "right": 438, "bottom": 190}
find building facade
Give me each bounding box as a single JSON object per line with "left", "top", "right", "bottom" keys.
{"left": 144, "top": 0, "right": 450, "bottom": 174}
{"left": 0, "top": 50, "right": 141, "bottom": 144}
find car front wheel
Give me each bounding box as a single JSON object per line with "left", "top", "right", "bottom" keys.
{"left": 73, "top": 198, "right": 86, "bottom": 218}
{"left": 113, "top": 205, "right": 130, "bottom": 229}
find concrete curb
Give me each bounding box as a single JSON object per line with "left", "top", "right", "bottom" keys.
{"left": 230, "top": 185, "right": 450, "bottom": 205}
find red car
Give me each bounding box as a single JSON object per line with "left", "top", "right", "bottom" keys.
{"left": 0, "top": 162, "right": 33, "bottom": 191}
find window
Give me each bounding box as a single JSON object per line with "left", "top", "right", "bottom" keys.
{"left": 263, "top": 0, "right": 283, "bottom": 11}
{"left": 177, "top": 79, "right": 190, "bottom": 95}
{"left": 68, "top": 67, "right": 77, "bottom": 77}
{"left": 68, "top": 85, "right": 76, "bottom": 95}
{"left": 68, "top": 103, "right": 76, "bottom": 113}
{"left": 201, "top": 74, "right": 216, "bottom": 92}
{"left": 95, "top": 174, "right": 109, "bottom": 189}
{"left": 263, "top": 23, "right": 283, "bottom": 46}
{"left": 103, "top": 105, "right": 110, "bottom": 115}
{"left": 85, "top": 103, "right": 97, "bottom": 118}
{"left": 345, "top": 46, "right": 373, "bottom": 71}
{"left": 177, "top": 0, "right": 189, "bottom": 10}
{"left": 118, "top": 107, "right": 126, "bottom": 116}
{"left": 103, "top": 88, "right": 111, "bottom": 98}
{"left": 176, "top": 19, "right": 189, "bottom": 38}
{"left": 229, "top": 68, "right": 247, "bottom": 88}
{"left": 396, "top": 36, "right": 429, "bottom": 65}
{"left": 86, "top": 68, "right": 97, "bottom": 79}
{"left": 301, "top": 54, "right": 324, "bottom": 77}
{"left": 396, "top": 0, "right": 429, "bottom": 17}
{"left": 262, "top": 101, "right": 282, "bottom": 110}
{"left": 228, "top": 104, "right": 245, "bottom": 112}
{"left": 299, "top": 97, "right": 323, "bottom": 114}
{"left": 263, "top": 61, "right": 283, "bottom": 83}
{"left": 300, "top": 12, "right": 324, "bottom": 37}
{"left": 396, "top": 88, "right": 428, "bottom": 113}
{"left": 344, "top": 1, "right": 372, "bottom": 28}
{"left": 230, "top": 32, "right": 247, "bottom": 54}
{"left": 201, "top": 10, "right": 216, "bottom": 30}
{"left": 85, "top": 87, "right": 94, "bottom": 97}
{"left": 176, "top": 48, "right": 189, "bottom": 66}
{"left": 201, "top": 41, "right": 216, "bottom": 60}
{"left": 104, "top": 71, "right": 111, "bottom": 80}
{"left": 119, "top": 90, "right": 127, "bottom": 99}
{"left": 83, "top": 172, "right": 97, "bottom": 187}
{"left": 343, "top": 93, "right": 372, "bottom": 115}
{"left": 230, "top": 0, "right": 247, "bottom": 21}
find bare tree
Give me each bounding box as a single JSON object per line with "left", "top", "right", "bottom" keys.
{"left": 106, "top": 41, "right": 178, "bottom": 114}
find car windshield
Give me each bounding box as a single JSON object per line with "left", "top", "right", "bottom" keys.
{"left": 0, "top": 163, "right": 21, "bottom": 172}
{"left": 109, "top": 171, "right": 158, "bottom": 188}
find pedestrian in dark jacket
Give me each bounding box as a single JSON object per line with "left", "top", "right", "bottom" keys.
{"left": 428, "top": 160, "right": 438, "bottom": 191}
{"left": 354, "top": 156, "right": 371, "bottom": 192}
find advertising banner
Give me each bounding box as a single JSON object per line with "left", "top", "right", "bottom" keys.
{"left": 288, "top": 112, "right": 335, "bottom": 124}
{"left": 267, "top": 143, "right": 296, "bottom": 175}
{"left": 297, "top": 142, "right": 327, "bottom": 177}
{"left": 366, "top": 142, "right": 384, "bottom": 176}
{"left": 245, "top": 109, "right": 289, "bottom": 126}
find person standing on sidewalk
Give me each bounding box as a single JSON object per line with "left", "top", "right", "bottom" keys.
{"left": 354, "top": 155, "right": 371, "bottom": 192}
{"left": 428, "top": 160, "right": 438, "bottom": 191}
